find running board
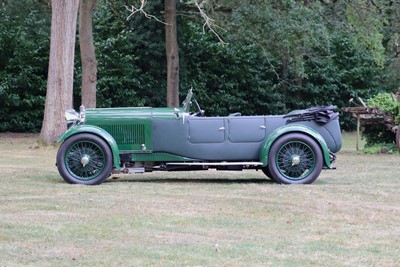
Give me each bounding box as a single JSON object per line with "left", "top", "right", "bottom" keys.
{"left": 166, "top": 162, "right": 263, "bottom": 166}
{"left": 115, "top": 162, "right": 264, "bottom": 174}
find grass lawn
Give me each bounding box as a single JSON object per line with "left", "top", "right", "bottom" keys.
{"left": 0, "top": 132, "right": 399, "bottom": 266}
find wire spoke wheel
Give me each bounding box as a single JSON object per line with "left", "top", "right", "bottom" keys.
{"left": 66, "top": 141, "right": 106, "bottom": 180}
{"left": 57, "top": 134, "right": 113, "bottom": 185}
{"left": 276, "top": 141, "right": 315, "bottom": 180}
{"left": 268, "top": 133, "right": 323, "bottom": 184}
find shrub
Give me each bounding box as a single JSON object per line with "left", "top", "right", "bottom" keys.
{"left": 361, "top": 93, "right": 400, "bottom": 151}
{"left": 0, "top": 7, "right": 50, "bottom": 132}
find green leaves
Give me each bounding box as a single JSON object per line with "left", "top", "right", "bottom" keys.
{"left": 0, "top": 0, "right": 396, "bottom": 133}
{"left": 359, "top": 93, "right": 400, "bottom": 147}
{"left": 0, "top": 6, "right": 50, "bottom": 132}
{"left": 367, "top": 93, "right": 400, "bottom": 123}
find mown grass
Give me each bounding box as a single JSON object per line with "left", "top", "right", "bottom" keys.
{"left": 0, "top": 132, "right": 399, "bottom": 266}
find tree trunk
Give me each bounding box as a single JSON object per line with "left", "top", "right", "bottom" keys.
{"left": 40, "top": 0, "right": 80, "bottom": 144}
{"left": 295, "top": 75, "right": 302, "bottom": 104}
{"left": 80, "top": 0, "right": 98, "bottom": 108}
{"left": 165, "top": 0, "right": 179, "bottom": 107}
{"left": 281, "top": 55, "right": 289, "bottom": 111}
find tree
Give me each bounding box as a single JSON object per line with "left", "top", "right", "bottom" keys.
{"left": 40, "top": 0, "right": 80, "bottom": 144}
{"left": 79, "top": 0, "right": 98, "bottom": 108}
{"left": 165, "top": 0, "right": 179, "bottom": 107}
{"left": 224, "top": 0, "right": 331, "bottom": 110}
{"left": 0, "top": 3, "right": 50, "bottom": 132}
{"left": 382, "top": 0, "right": 400, "bottom": 90}
{"left": 0, "top": 0, "right": 392, "bottom": 134}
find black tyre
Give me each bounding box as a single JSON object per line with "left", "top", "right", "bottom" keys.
{"left": 261, "top": 167, "right": 276, "bottom": 181}
{"left": 396, "top": 127, "right": 400, "bottom": 151}
{"left": 268, "top": 133, "right": 323, "bottom": 184}
{"left": 56, "top": 133, "right": 113, "bottom": 185}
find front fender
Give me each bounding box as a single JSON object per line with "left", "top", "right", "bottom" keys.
{"left": 57, "top": 125, "right": 122, "bottom": 170}
{"left": 260, "top": 124, "right": 332, "bottom": 168}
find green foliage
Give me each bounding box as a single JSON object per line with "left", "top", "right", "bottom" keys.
{"left": 0, "top": 0, "right": 395, "bottom": 132}
{"left": 179, "top": 21, "right": 282, "bottom": 116}
{"left": 220, "top": 0, "right": 385, "bottom": 129}
{"left": 89, "top": 0, "right": 167, "bottom": 108}
{"left": 341, "top": 0, "right": 385, "bottom": 67}
{"left": 362, "top": 124, "right": 396, "bottom": 147}
{"left": 363, "top": 142, "right": 398, "bottom": 154}
{"left": 301, "top": 32, "right": 383, "bottom": 104}
{"left": 92, "top": 1, "right": 284, "bottom": 116}
{"left": 0, "top": 4, "right": 50, "bottom": 132}
{"left": 303, "top": 31, "right": 384, "bottom": 130}
{"left": 229, "top": 0, "right": 331, "bottom": 77}
{"left": 360, "top": 93, "right": 400, "bottom": 147}
{"left": 367, "top": 93, "right": 400, "bottom": 123}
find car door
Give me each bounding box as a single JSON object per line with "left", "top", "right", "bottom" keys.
{"left": 228, "top": 116, "right": 266, "bottom": 143}
{"left": 188, "top": 117, "right": 226, "bottom": 143}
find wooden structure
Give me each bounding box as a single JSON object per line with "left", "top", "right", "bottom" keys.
{"left": 342, "top": 105, "right": 400, "bottom": 151}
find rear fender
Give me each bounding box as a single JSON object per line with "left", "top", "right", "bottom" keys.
{"left": 260, "top": 124, "right": 332, "bottom": 168}
{"left": 57, "top": 125, "right": 122, "bottom": 170}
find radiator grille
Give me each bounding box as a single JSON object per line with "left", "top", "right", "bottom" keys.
{"left": 99, "top": 124, "right": 146, "bottom": 145}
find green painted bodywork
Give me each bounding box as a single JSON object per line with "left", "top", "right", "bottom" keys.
{"left": 83, "top": 107, "right": 180, "bottom": 151}
{"left": 260, "top": 124, "right": 332, "bottom": 168}
{"left": 132, "top": 152, "right": 197, "bottom": 162}
{"left": 57, "top": 125, "right": 123, "bottom": 170}
{"left": 85, "top": 107, "right": 180, "bottom": 120}
{"left": 57, "top": 107, "right": 186, "bottom": 170}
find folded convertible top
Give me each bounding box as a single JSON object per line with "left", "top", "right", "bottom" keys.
{"left": 284, "top": 106, "right": 339, "bottom": 124}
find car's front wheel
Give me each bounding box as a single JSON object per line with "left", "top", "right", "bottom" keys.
{"left": 56, "top": 133, "right": 113, "bottom": 185}
{"left": 261, "top": 167, "right": 276, "bottom": 181}
{"left": 267, "top": 133, "right": 323, "bottom": 184}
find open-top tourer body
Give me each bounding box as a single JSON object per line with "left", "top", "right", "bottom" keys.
{"left": 56, "top": 89, "right": 342, "bottom": 185}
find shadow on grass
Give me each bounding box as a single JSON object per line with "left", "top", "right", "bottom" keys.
{"left": 46, "top": 173, "right": 275, "bottom": 185}
{"left": 105, "top": 177, "right": 275, "bottom": 184}
{"left": 49, "top": 173, "right": 332, "bottom": 185}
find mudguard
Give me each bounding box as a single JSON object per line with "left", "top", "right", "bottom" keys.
{"left": 260, "top": 124, "right": 332, "bottom": 168}
{"left": 57, "top": 125, "right": 122, "bottom": 170}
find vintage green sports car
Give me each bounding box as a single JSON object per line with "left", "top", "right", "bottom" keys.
{"left": 56, "top": 89, "right": 342, "bottom": 185}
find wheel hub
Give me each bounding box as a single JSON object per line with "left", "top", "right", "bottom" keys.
{"left": 81, "top": 155, "right": 90, "bottom": 167}
{"left": 291, "top": 155, "right": 301, "bottom": 166}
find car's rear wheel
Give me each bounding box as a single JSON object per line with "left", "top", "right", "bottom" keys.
{"left": 396, "top": 127, "right": 400, "bottom": 151}
{"left": 56, "top": 133, "right": 113, "bottom": 185}
{"left": 268, "top": 133, "right": 323, "bottom": 184}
